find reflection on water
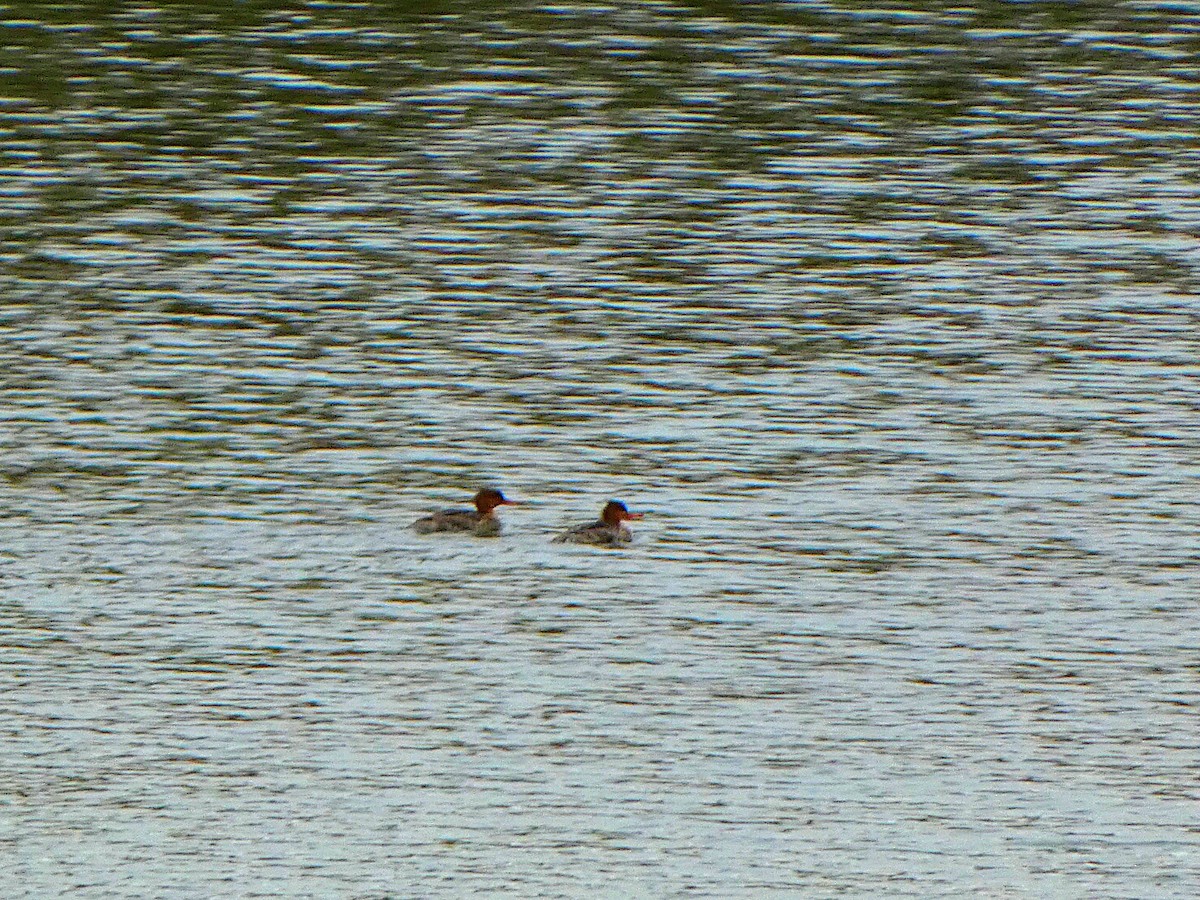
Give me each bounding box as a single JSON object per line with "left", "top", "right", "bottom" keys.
{"left": 2, "top": 3, "right": 1198, "bottom": 896}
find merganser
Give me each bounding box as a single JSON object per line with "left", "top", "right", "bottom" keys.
{"left": 553, "top": 500, "right": 643, "bottom": 547}
{"left": 412, "top": 488, "right": 517, "bottom": 537}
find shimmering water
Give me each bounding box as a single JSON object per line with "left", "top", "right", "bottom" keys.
{"left": 2, "top": 3, "right": 1199, "bottom": 897}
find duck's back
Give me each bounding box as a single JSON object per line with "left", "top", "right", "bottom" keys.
{"left": 413, "top": 508, "right": 480, "bottom": 534}
{"left": 553, "top": 519, "right": 628, "bottom": 546}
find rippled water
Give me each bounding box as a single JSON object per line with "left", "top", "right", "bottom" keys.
{"left": 2, "top": 3, "right": 1199, "bottom": 897}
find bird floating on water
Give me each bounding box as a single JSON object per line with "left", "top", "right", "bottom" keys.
{"left": 553, "top": 500, "right": 643, "bottom": 547}
{"left": 412, "top": 488, "right": 518, "bottom": 537}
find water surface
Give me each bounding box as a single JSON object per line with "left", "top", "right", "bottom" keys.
{"left": 1, "top": 2, "right": 1198, "bottom": 897}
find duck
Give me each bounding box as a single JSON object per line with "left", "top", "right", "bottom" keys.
{"left": 553, "top": 500, "right": 643, "bottom": 547}
{"left": 412, "top": 488, "right": 518, "bottom": 537}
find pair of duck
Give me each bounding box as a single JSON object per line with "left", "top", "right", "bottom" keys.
{"left": 413, "top": 489, "right": 642, "bottom": 547}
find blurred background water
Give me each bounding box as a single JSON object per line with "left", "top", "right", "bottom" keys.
{"left": 1, "top": 1, "right": 1198, "bottom": 896}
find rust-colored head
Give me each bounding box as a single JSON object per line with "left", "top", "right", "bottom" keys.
{"left": 474, "top": 488, "right": 516, "bottom": 514}
{"left": 601, "top": 500, "right": 643, "bottom": 527}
